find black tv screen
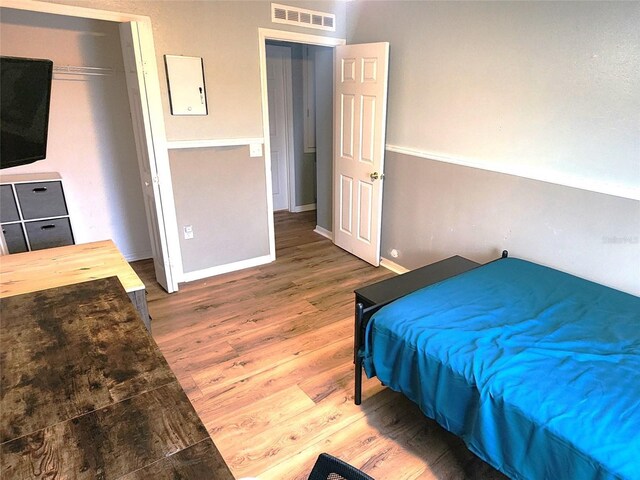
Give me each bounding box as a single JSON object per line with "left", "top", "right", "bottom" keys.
{"left": 0, "top": 56, "right": 53, "bottom": 170}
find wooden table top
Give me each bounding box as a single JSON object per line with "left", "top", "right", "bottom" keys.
{"left": 0, "top": 277, "right": 234, "bottom": 479}
{"left": 0, "top": 240, "right": 145, "bottom": 298}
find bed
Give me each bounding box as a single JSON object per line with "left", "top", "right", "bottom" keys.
{"left": 355, "top": 254, "right": 639, "bottom": 480}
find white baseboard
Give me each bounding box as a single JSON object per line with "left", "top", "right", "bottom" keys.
{"left": 124, "top": 250, "right": 153, "bottom": 262}
{"left": 380, "top": 257, "right": 410, "bottom": 274}
{"left": 181, "top": 254, "right": 273, "bottom": 283}
{"left": 291, "top": 203, "right": 316, "bottom": 213}
{"left": 313, "top": 225, "right": 333, "bottom": 240}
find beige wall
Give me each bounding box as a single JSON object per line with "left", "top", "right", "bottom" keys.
{"left": 37, "top": 0, "right": 346, "bottom": 275}
{"left": 346, "top": 1, "right": 640, "bottom": 294}
{"left": 347, "top": 1, "right": 640, "bottom": 197}
{"left": 45, "top": 0, "right": 347, "bottom": 141}
{"left": 22, "top": 1, "right": 637, "bottom": 290}
{"left": 314, "top": 46, "right": 333, "bottom": 231}
{"left": 383, "top": 151, "right": 640, "bottom": 295}
{"left": 0, "top": 8, "right": 151, "bottom": 260}
{"left": 169, "top": 146, "right": 269, "bottom": 273}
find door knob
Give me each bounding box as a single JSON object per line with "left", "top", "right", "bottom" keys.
{"left": 370, "top": 171, "right": 384, "bottom": 181}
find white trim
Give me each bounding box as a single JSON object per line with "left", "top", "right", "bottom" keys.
{"left": 259, "top": 28, "right": 346, "bottom": 48}
{"left": 380, "top": 257, "right": 410, "bottom": 275}
{"left": 133, "top": 20, "right": 183, "bottom": 292}
{"left": 1, "top": 1, "right": 184, "bottom": 292}
{"left": 259, "top": 28, "right": 346, "bottom": 263}
{"left": 123, "top": 250, "right": 153, "bottom": 262}
{"left": 259, "top": 33, "right": 277, "bottom": 260}
{"left": 0, "top": 0, "right": 148, "bottom": 22}
{"left": 386, "top": 144, "right": 640, "bottom": 202}
{"left": 313, "top": 225, "right": 333, "bottom": 240}
{"left": 284, "top": 52, "right": 296, "bottom": 214}
{"left": 302, "top": 45, "right": 316, "bottom": 154}
{"left": 181, "top": 254, "right": 273, "bottom": 283}
{"left": 278, "top": 47, "right": 295, "bottom": 215}
{"left": 0, "top": 228, "right": 8, "bottom": 256}
{"left": 167, "top": 138, "right": 264, "bottom": 150}
{"left": 291, "top": 203, "right": 316, "bottom": 213}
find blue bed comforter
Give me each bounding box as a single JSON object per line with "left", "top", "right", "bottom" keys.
{"left": 362, "top": 258, "right": 640, "bottom": 480}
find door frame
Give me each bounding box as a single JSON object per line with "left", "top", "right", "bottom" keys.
{"left": 265, "top": 43, "right": 295, "bottom": 212}
{"left": 258, "top": 28, "right": 345, "bottom": 259}
{"left": 1, "top": 0, "right": 183, "bottom": 291}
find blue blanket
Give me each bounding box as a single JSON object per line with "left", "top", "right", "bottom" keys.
{"left": 362, "top": 258, "right": 639, "bottom": 480}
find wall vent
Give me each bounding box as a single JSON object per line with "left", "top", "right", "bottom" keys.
{"left": 271, "top": 3, "right": 336, "bottom": 32}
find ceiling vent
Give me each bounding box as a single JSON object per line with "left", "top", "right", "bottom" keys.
{"left": 271, "top": 3, "right": 336, "bottom": 32}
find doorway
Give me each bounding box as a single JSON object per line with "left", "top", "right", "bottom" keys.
{"left": 264, "top": 39, "right": 335, "bottom": 241}
{"left": 260, "top": 29, "right": 390, "bottom": 268}
{"left": 259, "top": 29, "right": 344, "bottom": 260}
{"left": 265, "top": 43, "right": 293, "bottom": 212}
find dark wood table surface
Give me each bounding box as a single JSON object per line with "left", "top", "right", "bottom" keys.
{"left": 0, "top": 277, "right": 234, "bottom": 479}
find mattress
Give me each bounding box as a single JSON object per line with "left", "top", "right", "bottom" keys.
{"left": 362, "top": 258, "right": 640, "bottom": 480}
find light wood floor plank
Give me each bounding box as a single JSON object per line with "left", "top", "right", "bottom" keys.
{"left": 193, "top": 337, "right": 355, "bottom": 421}
{"left": 133, "top": 210, "right": 507, "bottom": 480}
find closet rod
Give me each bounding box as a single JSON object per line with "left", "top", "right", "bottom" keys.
{"left": 53, "top": 65, "right": 114, "bottom": 76}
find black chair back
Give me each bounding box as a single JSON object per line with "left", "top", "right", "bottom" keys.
{"left": 308, "top": 453, "right": 374, "bottom": 480}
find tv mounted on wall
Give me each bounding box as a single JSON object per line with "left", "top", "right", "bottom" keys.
{"left": 0, "top": 56, "right": 53, "bottom": 170}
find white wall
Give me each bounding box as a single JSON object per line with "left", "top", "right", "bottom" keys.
{"left": 0, "top": 8, "right": 151, "bottom": 260}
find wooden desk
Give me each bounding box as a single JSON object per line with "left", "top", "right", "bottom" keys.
{"left": 0, "top": 277, "right": 234, "bottom": 479}
{"left": 0, "top": 240, "right": 150, "bottom": 330}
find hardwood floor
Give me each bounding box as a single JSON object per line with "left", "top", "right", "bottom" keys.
{"left": 132, "top": 211, "right": 507, "bottom": 480}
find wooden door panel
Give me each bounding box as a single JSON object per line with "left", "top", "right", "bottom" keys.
{"left": 333, "top": 42, "right": 389, "bottom": 266}
{"left": 120, "top": 22, "right": 173, "bottom": 291}
{"left": 266, "top": 45, "right": 291, "bottom": 212}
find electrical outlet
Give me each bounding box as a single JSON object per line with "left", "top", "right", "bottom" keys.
{"left": 249, "top": 143, "right": 263, "bottom": 157}
{"left": 390, "top": 248, "right": 399, "bottom": 258}
{"left": 183, "top": 225, "right": 194, "bottom": 240}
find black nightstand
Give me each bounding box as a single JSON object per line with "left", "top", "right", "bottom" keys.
{"left": 353, "top": 255, "right": 481, "bottom": 405}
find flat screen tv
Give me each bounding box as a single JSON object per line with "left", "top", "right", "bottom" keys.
{"left": 1, "top": 56, "right": 53, "bottom": 170}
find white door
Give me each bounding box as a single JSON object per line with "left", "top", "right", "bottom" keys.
{"left": 119, "top": 22, "right": 176, "bottom": 291}
{"left": 266, "top": 45, "right": 292, "bottom": 212}
{"left": 333, "top": 42, "right": 390, "bottom": 266}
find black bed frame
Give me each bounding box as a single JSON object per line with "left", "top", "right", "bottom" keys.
{"left": 354, "top": 251, "right": 509, "bottom": 405}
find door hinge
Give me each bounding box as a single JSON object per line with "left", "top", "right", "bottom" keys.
{"left": 152, "top": 175, "right": 160, "bottom": 185}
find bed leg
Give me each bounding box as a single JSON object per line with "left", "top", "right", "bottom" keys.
{"left": 355, "top": 355, "right": 363, "bottom": 405}
{"left": 354, "top": 302, "right": 364, "bottom": 405}
{"left": 354, "top": 303, "right": 364, "bottom": 364}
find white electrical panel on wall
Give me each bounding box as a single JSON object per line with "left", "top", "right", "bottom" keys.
{"left": 164, "top": 55, "right": 208, "bottom": 115}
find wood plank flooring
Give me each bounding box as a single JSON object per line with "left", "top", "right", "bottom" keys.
{"left": 132, "top": 211, "right": 507, "bottom": 480}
